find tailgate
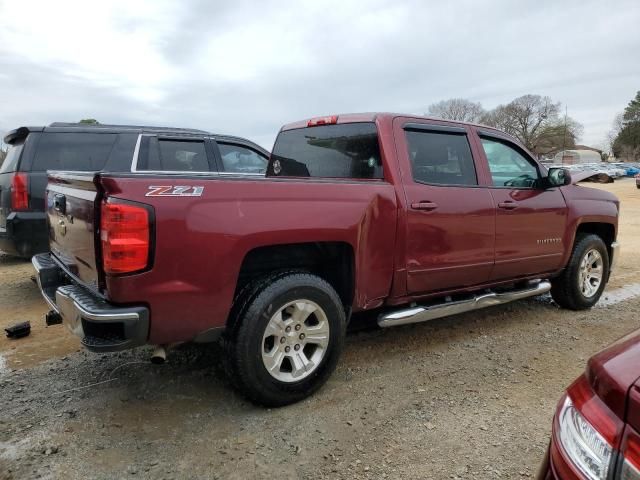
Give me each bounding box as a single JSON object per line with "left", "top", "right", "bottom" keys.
{"left": 47, "top": 172, "right": 101, "bottom": 290}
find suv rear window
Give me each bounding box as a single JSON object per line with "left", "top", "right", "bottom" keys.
{"left": 0, "top": 143, "right": 24, "bottom": 173}
{"left": 269, "top": 123, "right": 383, "bottom": 179}
{"left": 32, "top": 133, "right": 117, "bottom": 171}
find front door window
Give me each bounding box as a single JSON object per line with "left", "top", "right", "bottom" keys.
{"left": 481, "top": 138, "right": 540, "bottom": 188}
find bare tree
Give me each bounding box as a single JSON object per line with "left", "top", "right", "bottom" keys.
{"left": 480, "top": 94, "right": 584, "bottom": 158}
{"left": 427, "top": 98, "right": 485, "bottom": 123}
{"left": 534, "top": 117, "right": 583, "bottom": 157}
{"left": 606, "top": 112, "right": 624, "bottom": 154}
{"left": 480, "top": 105, "right": 520, "bottom": 137}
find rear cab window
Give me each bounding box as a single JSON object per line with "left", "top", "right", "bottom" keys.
{"left": 269, "top": 123, "right": 383, "bottom": 179}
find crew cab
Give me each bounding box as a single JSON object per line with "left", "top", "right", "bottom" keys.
{"left": 33, "top": 113, "right": 620, "bottom": 406}
{"left": 538, "top": 330, "right": 640, "bottom": 480}
{"left": 0, "top": 123, "right": 268, "bottom": 258}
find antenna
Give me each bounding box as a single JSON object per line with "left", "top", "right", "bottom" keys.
{"left": 561, "top": 105, "right": 568, "bottom": 165}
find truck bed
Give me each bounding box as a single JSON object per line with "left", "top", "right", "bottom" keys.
{"left": 46, "top": 171, "right": 398, "bottom": 345}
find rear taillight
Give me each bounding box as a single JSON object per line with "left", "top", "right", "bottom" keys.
{"left": 307, "top": 115, "right": 338, "bottom": 127}
{"left": 620, "top": 428, "right": 640, "bottom": 479}
{"left": 11, "top": 173, "right": 28, "bottom": 210}
{"left": 100, "top": 200, "right": 151, "bottom": 274}
{"left": 554, "top": 375, "right": 623, "bottom": 480}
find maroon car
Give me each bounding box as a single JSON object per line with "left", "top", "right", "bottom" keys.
{"left": 538, "top": 331, "right": 640, "bottom": 479}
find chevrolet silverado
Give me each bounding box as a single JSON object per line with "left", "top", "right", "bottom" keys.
{"left": 33, "top": 113, "right": 620, "bottom": 406}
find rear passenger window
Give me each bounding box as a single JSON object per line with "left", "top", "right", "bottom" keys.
{"left": 32, "top": 133, "right": 117, "bottom": 171}
{"left": 405, "top": 129, "right": 477, "bottom": 186}
{"left": 218, "top": 143, "right": 267, "bottom": 174}
{"left": 270, "top": 123, "right": 383, "bottom": 179}
{"left": 144, "top": 138, "right": 209, "bottom": 172}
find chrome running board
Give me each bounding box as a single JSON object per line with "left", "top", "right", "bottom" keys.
{"left": 378, "top": 280, "right": 551, "bottom": 328}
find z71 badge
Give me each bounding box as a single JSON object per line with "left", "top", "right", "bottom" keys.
{"left": 146, "top": 186, "right": 204, "bottom": 197}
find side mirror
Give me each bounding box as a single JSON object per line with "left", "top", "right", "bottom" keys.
{"left": 546, "top": 167, "right": 571, "bottom": 187}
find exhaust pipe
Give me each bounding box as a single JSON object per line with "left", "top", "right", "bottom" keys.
{"left": 150, "top": 345, "right": 167, "bottom": 364}
{"left": 45, "top": 310, "right": 63, "bottom": 326}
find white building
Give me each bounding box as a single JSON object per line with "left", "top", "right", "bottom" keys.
{"left": 552, "top": 149, "right": 602, "bottom": 164}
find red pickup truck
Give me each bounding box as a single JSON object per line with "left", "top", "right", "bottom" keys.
{"left": 33, "top": 113, "right": 620, "bottom": 406}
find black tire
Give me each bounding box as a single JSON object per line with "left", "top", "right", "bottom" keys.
{"left": 551, "top": 234, "right": 610, "bottom": 310}
{"left": 224, "top": 272, "right": 346, "bottom": 407}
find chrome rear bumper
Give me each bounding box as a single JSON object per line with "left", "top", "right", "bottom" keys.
{"left": 32, "top": 253, "right": 149, "bottom": 352}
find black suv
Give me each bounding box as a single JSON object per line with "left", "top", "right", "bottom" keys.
{"left": 0, "top": 123, "right": 269, "bottom": 258}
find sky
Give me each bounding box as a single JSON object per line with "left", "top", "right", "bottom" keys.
{"left": 0, "top": 0, "right": 638, "bottom": 150}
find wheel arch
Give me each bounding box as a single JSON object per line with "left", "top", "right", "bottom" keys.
{"left": 575, "top": 221, "right": 616, "bottom": 260}
{"left": 234, "top": 241, "right": 356, "bottom": 310}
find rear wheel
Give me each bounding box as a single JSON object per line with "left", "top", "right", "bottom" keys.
{"left": 551, "top": 234, "right": 609, "bottom": 310}
{"left": 224, "top": 272, "right": 346, "bottom": 407}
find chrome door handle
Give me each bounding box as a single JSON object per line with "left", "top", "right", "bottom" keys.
{"left": 497, "top": 201, "right": 518, "bottom": 210}
{"left": 411, "top": 201, "right": 438, "bottom": 211}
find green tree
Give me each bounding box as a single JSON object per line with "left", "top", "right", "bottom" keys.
{"left": 622, "top": 91, "right": 640, "bottom": 123}
{"left": 612, "top": 91, "right": 640, "bottom": 161}
{"left": 78, "top": 118, "right": 100, "bottom": 125}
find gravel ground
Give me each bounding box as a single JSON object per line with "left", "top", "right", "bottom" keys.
{"left": 1, "top": 179, "right": 639, "bottom": 480}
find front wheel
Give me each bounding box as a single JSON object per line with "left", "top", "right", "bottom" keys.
{"left": 551, "top": 234, "right": 610, "bottom": 310}
{"left": 224, "top": 272, "right": 346, "bottom": 407}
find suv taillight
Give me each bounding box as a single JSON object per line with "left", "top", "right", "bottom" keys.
{"left": 11, "top": 173, "right": 28, "bottom": 210}
{"left": 100, "top": 199, "right": 151, "bottom": 274}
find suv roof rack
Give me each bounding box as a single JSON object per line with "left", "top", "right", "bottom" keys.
{"left": 4, "top": 124, "right": 267, "bottom": 153}
{"left": 48, "top": 122, "right": 210, "bottom": 134}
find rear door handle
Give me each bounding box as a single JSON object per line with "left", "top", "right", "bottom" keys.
{"left": 411, "top": 201, "right": 438, "bottom": 211}
{"left": 497, "top": 201, "right": 518, "bottom": 210}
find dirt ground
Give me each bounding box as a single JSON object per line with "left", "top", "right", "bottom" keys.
{"left": 1, "top": 178, "right": 639, "bottom": 480}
